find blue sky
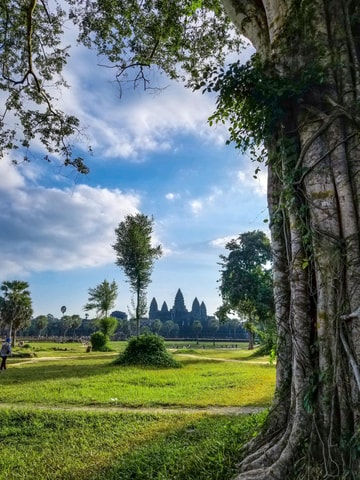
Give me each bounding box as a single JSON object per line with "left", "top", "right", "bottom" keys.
{"left": 0, "top": 35, "right": 268, "bottom": 319}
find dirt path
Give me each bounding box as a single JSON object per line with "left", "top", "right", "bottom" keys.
{"left": 0, "top": 402, "right": 264, "bottom": 416}
{"left": 176, "top": 353, "right": 271, "bottom": 364}
{"left": 10, "top": 352, "right": 117, "bottom": 367}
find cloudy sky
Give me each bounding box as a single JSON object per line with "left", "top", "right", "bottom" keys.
{"left": 0, "top": 33, "right": 268, "bottom": 319}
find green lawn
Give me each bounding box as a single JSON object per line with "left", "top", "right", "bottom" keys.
{"left": 0, "top": 341, "right": 275, "bottom": 480}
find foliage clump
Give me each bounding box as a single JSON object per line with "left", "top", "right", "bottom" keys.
{"left": 114, "top": 334, "right": 181, "bottom": 368}
{"left": 90, "top": 331, "right": 111, "bottom": 352}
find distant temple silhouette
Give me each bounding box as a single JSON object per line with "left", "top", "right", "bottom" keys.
{"left": 146, "top": 288, "right": 209, "bottom": 337}
{"left": 110, "top": 288, "right": 248, "bottom": 339}
{"left": 149, "top": 288, "right": 207, "bottom": 323}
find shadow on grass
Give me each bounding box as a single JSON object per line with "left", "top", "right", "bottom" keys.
{"left": 3, "top": 359, "right": 116, "bottom": 385}
{"left": 86, "top": 413, "right": 265, "bottom": 480}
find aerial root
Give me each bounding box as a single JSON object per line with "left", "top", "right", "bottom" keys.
{"left": 233, "top": 466, "right": 282, "bottom": 480}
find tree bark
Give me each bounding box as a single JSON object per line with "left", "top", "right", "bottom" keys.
{"left": 222, "top": 0, "right": 360, "bottom": 478}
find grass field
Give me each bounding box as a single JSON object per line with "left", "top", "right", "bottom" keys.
{"left": 0, "top": 341, "right": 276, "bottom": 480}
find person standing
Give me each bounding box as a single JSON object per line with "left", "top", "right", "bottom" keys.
{"left": 0, "top": 338, "right": 12, "bottom": 371}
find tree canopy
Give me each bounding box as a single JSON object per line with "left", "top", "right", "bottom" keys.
{"left": 0, "top": 0, "right": 242, "bottom": 171}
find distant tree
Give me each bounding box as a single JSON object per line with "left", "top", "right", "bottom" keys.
{"left": 60, "top": 315, "right": 74, "bottom": 340}
{"left": 0, "top": 280, "right": 33, "bottom": 345}
{"left": 208, "top": 317, "right": 220, "bottom": 337}
{"left": 152, "top": 319, "right": 162, "bottom": 336}
{"left": 192, "top": 320, "right": 202, "bottom": 342}
{"left": 171, "top": 322, "right": 180, "bottom": 338}
{"left": 98, "top": 317, "right": 118, "bottom": 337}
{"left": 113, "top": 213, "right": 162, "bottom": 336}
{"left": 228, "top": 317, "right": 242, "bottom": 340}
{"left": 162, "top": 320, "right": 177, "bottom": 338}
{"left": 217, "top": 230, "right": 274, "bottom": 350}
{"left": 70, "top": 314, "right": 82, "bottom": 337}
{"left": 33, "top": 315, "right": 48, "bottom": 337}
{"left": 117, "top": 319, "right": 131, "bottom": 339}
{"left": 84, "top": 279, "right": 118, "bottom": 319}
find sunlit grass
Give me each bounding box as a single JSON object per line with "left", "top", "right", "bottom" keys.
{"left": 2, "top": 347, "right": 275, "bottom": 408}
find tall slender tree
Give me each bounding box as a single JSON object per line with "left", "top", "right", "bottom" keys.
{"left": 113, "top": 213, "right": 162, "bottom": 336}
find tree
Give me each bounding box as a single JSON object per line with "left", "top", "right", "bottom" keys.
{"left": 217, "top": 231, "right": 274, "bottom": 350}
{"left": 84, "top": 279, "right": 118, "bottom": 319}
{"left": 192, "top": 320, "right": 202, "bottom": 342}
{"left": 0, "top": 1, "right": 239, "bottom": 172}
{"left": 3, "top": 1, "right": 360, "bottom": 477}
{"left": 98, "top": 316, "right": 118, "bottom": 337}
{"left": 0, "top": 280, "right": 33, "bottom": 345}
{"left": 162, "top": 320, "right": 178, "bottom": 338}
{"left": 113, "top": 213, "right": 162, "bottom": 336}
{"left": 151, "top": 319, "right": 163, "bottom": 336}
{"left": 60, "top": 315, "right": 74, "bottom": 340}
{"left": 207, "top": 3, "right": 360, "bottom": 477}
{"left": 208, "top": 317, "right": 220, "bottom": 337}
{"left": 33, "top": 315, "right": 48, "bottom": 337}
{"left": 70, "top": 314, "right": 82, "bottom": 337}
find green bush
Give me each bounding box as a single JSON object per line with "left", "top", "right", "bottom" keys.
{"left": 114, "top": 334, "right": 181, "bottom": 368}
{"left": 90, "top": 331, "right": 111, "bottom": 352}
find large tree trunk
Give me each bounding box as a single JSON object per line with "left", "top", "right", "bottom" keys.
{"left": 221, "top": 0, "right": 360, "bottom": 478}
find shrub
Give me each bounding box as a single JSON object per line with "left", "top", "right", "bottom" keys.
{"left": 114, "top": 334, "right": 181, "bottom": 368}
{"left": 90, "top": 331, "right": 111, "bottom": 352}
{"left": 98, "top": 316, "right": 118, "bottom": 337}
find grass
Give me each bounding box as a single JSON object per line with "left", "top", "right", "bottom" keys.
{"left": 2, "top": 346, "right": 274, "bottom": 407}
{"left": 0, "top": 408, "right": 267, "bottom": 480}
{"left": 0, "top": 341, "right": 275, "bottom": 479}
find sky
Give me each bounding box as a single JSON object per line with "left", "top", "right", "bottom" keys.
{"left": 0, "top": 30, "right": 268, "bottom": 320}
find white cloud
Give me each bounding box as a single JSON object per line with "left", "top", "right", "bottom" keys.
{"left": 165, "top": 192, "right": 180, "bottom": 201}
{"left": 209, "top": 235, "right": 235, "bottom": 249}
{"left": 56, "top": 41, "right": 228, "bottom": 161}
{"left": 237, "top": 164, "right": 267, "bottom": 196}
{"left": 0, "top": 158, "right": 25, "bottom": 191}
{"left": 0, "top": 166, "right": 141, "bottom": 277}
{"left": 189, "top": 199, "right": 203, "bottom": 215}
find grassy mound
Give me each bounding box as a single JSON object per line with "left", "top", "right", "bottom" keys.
{"left": 114, "top": 334, "right": 181, "bottom": 368}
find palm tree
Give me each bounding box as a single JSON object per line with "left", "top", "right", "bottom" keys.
{"left": 0, "top": 280, "right": 33, "bottom": 345}
{"left": 84, "top": 279, "right": 118, "bottom": 318}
